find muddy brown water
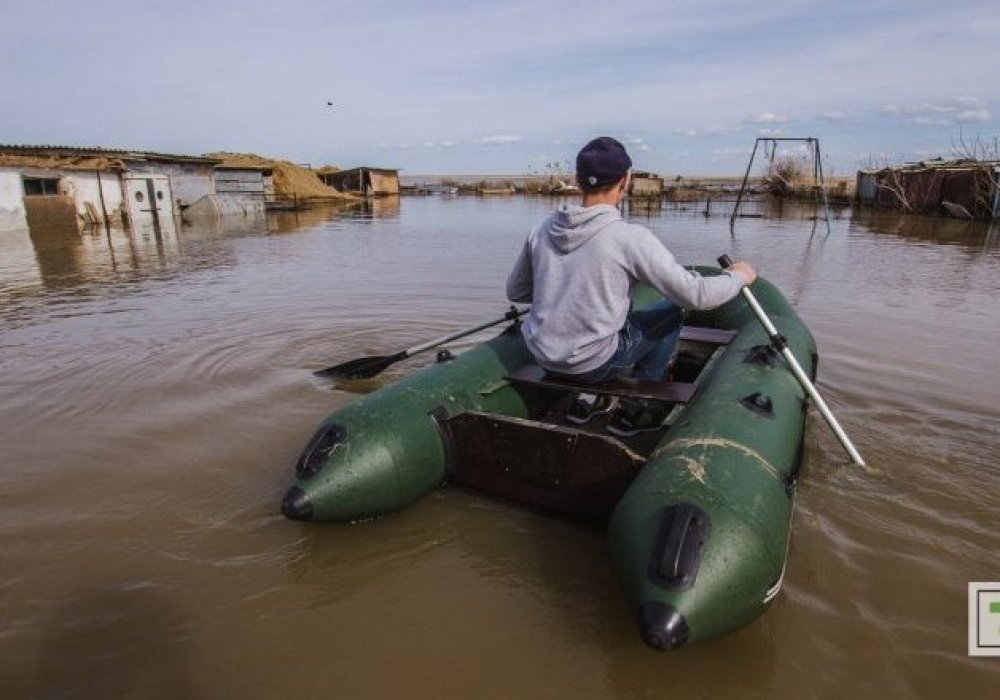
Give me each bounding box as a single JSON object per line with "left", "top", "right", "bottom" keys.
{"left": 1, "top": 197, "right": 998, "bottom": 698}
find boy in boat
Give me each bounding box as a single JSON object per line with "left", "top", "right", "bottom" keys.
{"left": 506, "top": 136, "right": 756, "bottom": 436}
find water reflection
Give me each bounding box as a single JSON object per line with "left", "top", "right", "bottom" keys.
{"left": 26, "top": 225, "right": 88, "bottom": 289}
{"left": 268, "top": 202, "right": 360, "bottom": 234}
{"left": 851, "top": 206, "right": 999, "bottom": 250}
{"left": 1, "top": 211, "right": 365, "bottom": 326}
{"left": 360, "top": 195, "right": 400, "bottom": 220}
{"left": 21, "top": 222, "right": 190, "bottom": 290}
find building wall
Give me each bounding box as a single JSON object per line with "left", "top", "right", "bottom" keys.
{"left": 198, "top": 169, "right": 268, "bottom": 219}
{"left": 126, "top": 161, "right": 215, "bottom": 207}
{"left": 631, "top": 176, "right": 664, "bottom": 197}
{"left": 324, "top": 169, "right": 363, "bottom": 192}
{"left": 1, "top": 167, "right": 131, "bottom": 231}
{"left": 856, "top": 171, "right": 877, "bottom": 204}
{"left": 61, "top": 171, "right": 126, "bottom": 225}
{"left": 0, "top": 169, "right": 28, "bottom": 232}
{"left": 368, "top": 171, "right": 399, "bottom": 195}
{"left": 215, "top": 169, "right": 266, "bottom": 197}
{"left": 324, "top": 168, "right": 399, "bottom": 195}
{"left": 2, "top": 156, "right": 221, "bottom": 231}
{"left": 864, "top": 165, "right": 999, "bottom": 219}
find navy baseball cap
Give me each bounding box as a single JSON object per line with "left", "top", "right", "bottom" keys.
{"left": 576, "top": 136, "right": 632, "bottom": 188}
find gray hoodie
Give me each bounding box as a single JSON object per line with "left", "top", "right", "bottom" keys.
{"left": 506, "top": 203, "right": 746, "bottom": 374}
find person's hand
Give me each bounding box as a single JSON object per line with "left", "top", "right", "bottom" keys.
{"left": 728, "top": 260, "right": 757, "bottom": 286}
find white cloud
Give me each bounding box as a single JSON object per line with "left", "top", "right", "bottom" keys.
{"left": 476, "top": 134, "right": 522, "bottom": 146}
{"left": 956, "top": 108, "right": 991, "bottom": 123}
{"left": 624, "top": 134, "right": 651, "bottom": 152}
{"left": 912, "top": 116, "right": 950, "bottom": 127}
{"left": 758, "top": 128, "right": 788, "bottom": 137}
{"left": 779, "top": 145, "right": 810, "bottom": 156}
{"left": 746, "top": 112, "right": 790, "bottom": 125}
{"left": 880, "top": 99, "right": 992, "bottom": 126}
{"left": 817, "top": 111, "right": 849, "bottom": 123}
{"left": 675, "top": 126, "right": 731, "bottom": 137}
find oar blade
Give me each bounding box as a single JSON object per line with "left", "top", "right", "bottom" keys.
{"left": 312, "top": 307, "right": 526, "bottom": 381}
{"left": 313, "top": 352, "right": 403, "bottom": 379}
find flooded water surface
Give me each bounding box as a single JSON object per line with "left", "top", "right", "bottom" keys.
{"left": 1, "top": 197, "right": 999, "bottom": 698}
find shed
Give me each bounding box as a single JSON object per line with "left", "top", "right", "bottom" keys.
{"left": 0, "top": 145, "right": 221, "bottom": 234}
{"left": 321, "top": 167, "right": 399, "bottom": 196}
{"left": 857, "top": 159, "right": 1000, "bottom": 219}
{"left": 629, "top": 171, "right": 664, "bottom": 198}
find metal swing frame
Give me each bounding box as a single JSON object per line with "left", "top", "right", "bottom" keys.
{"left": 730, "top": 137, "right": 832, "bottom": 235}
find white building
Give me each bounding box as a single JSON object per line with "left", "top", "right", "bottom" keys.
{"left": 0, "top": 145, "right": 268, "bottom": 234}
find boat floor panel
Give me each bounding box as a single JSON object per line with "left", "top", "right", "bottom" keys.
{"left": 442, "top": 411, "right": 644, "bottom": 521}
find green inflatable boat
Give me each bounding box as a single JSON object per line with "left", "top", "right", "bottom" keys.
{"left": 282, "top": 269, "right": 817, "bottom": 650}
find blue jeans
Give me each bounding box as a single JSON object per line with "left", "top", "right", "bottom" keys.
{"left": 554, "top": 300, "right": 683, "bottom": 384}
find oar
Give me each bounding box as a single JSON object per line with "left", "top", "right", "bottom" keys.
{"left": 718, "top": 255, "right": 866, "bottom": 467}
{"left": 314, "top": 306, "right": 529, "bottom": 379}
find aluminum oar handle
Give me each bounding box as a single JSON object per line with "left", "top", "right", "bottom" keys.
{"left": 718, "top": 256, "right": 866, "bottom": 467}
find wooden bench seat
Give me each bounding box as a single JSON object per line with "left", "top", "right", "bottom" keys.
{"left": 678, "top": 325, "right": 737, "bottom": 345}
{"left": 506, "top": 365, "right": 697, "bottom": 403}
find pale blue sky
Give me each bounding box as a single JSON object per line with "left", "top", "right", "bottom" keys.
{"left": 1, "top": 0, "right": 998, "bottom": 175}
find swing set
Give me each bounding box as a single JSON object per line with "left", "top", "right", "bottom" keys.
{"left": 730, "top": 137, "right": 832, "bottom": 235}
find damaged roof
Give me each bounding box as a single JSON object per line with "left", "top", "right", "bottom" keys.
{"left": 0, "top": 144, "right": 220, "bottom": 171}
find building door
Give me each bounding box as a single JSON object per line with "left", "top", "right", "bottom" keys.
{"left": 124, "top": 176, "right": 175, "bottom": 235}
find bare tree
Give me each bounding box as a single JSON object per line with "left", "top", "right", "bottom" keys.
{"left": 863, "top": 154, "right": 912, "bottom": 212}
{"left": 950, "top": 128, "right": 1000, "bottom": 161}
{"left": 949, "top": 128, "right": 999, "bottom": 217}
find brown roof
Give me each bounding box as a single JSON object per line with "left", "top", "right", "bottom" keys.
{"left": 0, "top": 144, "right": 219, "bottom": 171}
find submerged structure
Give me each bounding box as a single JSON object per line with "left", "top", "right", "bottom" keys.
{"left": 629, "top": 171, "right": 665, "bottom": 198}
{"left": 856, "top": 158, "right": 1000, "bottom": 219}
{"left": 319, "top": 167, "right": 400, "bottom": 196}
{"left": 0, "top": 145, "right": 272, "bottom": 234}
{"left": 282, "top": 272, "right": 817, "bottom": 650}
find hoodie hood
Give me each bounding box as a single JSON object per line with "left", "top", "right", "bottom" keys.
{"left": 546, "top": 203, "right": 621, "bottom": 253}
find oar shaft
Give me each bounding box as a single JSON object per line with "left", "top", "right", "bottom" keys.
{"left": 405, "top": 307, "right": 528, "bottom": 357}
{"left": 719, "top": 255, "right": 865, "bottom": 467}
{"left": 775, "top": 340, "right": 866, "bottom": 467}
{"left": 738, "top": 289, "right": 865, "bottom": 466}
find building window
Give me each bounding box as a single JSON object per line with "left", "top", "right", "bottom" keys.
{"left": 22, "top": 177, "right": 60, "bottom": 196}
